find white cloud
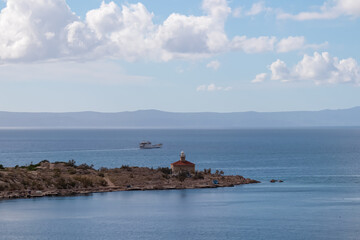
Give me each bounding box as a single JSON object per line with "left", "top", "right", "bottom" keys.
{"left": 0, "top": 0, "right": 233, "bottom": 62}
{"left": 70, "top": 1, "right": 158, "bottom": 61}
{"left": 278, "top": 0, "right": 360, "bottom": 20}
{"left": 251, "top": 73, "right": 268, "bottom": 83}
{"left": 206, "top": 60, "right": 221, "bottom": 70}
{"left": 196, "top": 83, "right": 232, "bottom": 91}
{"left": 156, "top": 0, "right": 230, "bottom": 60}
{"left": 276, "top": 36, "right": 305, "bottom": 53}
{"left": 231, "top": 35, "right": 326, "bottom": 54}
{"left": 276, "top": 36, "right": 328, "bottom": 53}
{"left": 245, "top": 2, "right": 271, "bottom": 16}
{"left": 0, "top": 0, "right": 325, "bottom": 64}
{"left": 231, "top": 36, "right": 276, "bottom": 53}
{"left": 269, "top": 59, "right": 290, "bottom": 81}
{"left": 0, "top": 0, "right": 77, "bottom": 61}
{"left": 258, "top": 52, "right": 360, "bottom": 85}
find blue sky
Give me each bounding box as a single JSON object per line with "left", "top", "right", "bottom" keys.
{"left": 0, "top": 0, "right": 359, "bottom": 112}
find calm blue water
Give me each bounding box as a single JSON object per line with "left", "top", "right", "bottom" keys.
{"left": 0, "top": 129, "right": 360, "bottom": 239}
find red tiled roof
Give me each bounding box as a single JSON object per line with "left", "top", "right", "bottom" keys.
{"left": 171, "top": 160, "right": 195, "bottom": 166}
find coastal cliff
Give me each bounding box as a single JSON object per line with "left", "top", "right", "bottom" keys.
{"left": 0, "top": 160, "right": 259, "bottom": 200}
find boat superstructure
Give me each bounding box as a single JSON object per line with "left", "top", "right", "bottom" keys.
{"left": 139, "top": 141, "right": 163, "bottom": 149}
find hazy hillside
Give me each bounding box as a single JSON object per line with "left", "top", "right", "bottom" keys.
{"left": 0, "top": 107, "right": 360, "bottom": 128}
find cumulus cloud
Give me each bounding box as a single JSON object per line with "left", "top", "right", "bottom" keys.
{"left": 0, "top": 0, "right": 77, "bottom": 61}
{"left": 255, "top": 52, "right": 360, "bottom": 85}
{"left": 0, "top": 0, "right": 233, "bottom": 62}
{"left": 251, "top": 73, "right": 268, "bottom": 83}
{"left": 278, "top": 0, "right": 360, "bottom": 20}
{"left": 206, "top": 60, "right": 221, "bottom": 70}
{"left": 269, "top": 59, "right": 291, "bottom": 81}
{"left": 0, "top": 0, "right": 324, "bottom": 63}
{"left": 196, "top": 83, "right": 232, "bottom": 91}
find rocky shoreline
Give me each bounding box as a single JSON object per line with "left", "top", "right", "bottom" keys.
{"left": 0, "top": 160, "right": 260, "bottom": 200}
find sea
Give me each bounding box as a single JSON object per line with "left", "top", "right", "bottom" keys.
{"left": 0, "top": 128, "right": 359, "bottom": 240}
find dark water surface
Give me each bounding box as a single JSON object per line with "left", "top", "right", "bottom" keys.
{"left": 0, "top": 129, "right": 360, "bottom": 239}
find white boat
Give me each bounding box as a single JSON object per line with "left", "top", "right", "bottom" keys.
{"left": 139, "top": 141, "right": 163, "bottom": 149}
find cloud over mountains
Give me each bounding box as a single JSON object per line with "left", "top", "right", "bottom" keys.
{"left": 254, "top": 52, "right": 360, "bottom": 85}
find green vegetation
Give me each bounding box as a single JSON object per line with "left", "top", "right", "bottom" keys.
{"left": 177, "top": 171, "right": 188, "bottom": 182}
{"left": 157, "top": 167, "right": 172, "bottom": 175}
{"left": 0, "top": 164, "right": 4, "bottom": 170}
{"left": 65, "top": 159, "right": 76, "bottom": 167}
{"left": 74, "top": 176, "right": 94, "bottom": 188}
{"left": 77, "top": 163, "right": 94, "bottom": 170}
{"left": 120, "top": 165, "right": 131, "bottom": 171}
{"left": 26, "top": 162, "right": 40, "bottom": 171}
{"left": 193, "top": 171, "right": 204, "bottom": 180}
{"left": 203, "top": 168, "right": 212, "bottom": 174}
{"left": 215, "top": 170, "right": 224, "bottom": 176}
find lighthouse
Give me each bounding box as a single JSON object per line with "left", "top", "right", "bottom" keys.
{"left": 180, "top": 151, "right": 186, "bottom": 162}
{"left": 170, "top": 151, "right": 195, "bottom": 174}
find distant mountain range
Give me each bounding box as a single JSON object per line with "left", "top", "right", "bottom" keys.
{"left": 1, "top": 107, "right": 360, "bottom": 128}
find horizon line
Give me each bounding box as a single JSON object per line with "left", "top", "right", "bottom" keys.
{"left": 0, "top": 106, "right": 359, "bottom": 114}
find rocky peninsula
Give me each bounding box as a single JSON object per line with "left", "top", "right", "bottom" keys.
{"left": 0, "top": 160, "right": 259, "bottom": 200}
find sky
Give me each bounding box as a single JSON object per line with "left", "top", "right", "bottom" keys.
{"left": 0, "top": 0, "right": 359, "bottom": 113}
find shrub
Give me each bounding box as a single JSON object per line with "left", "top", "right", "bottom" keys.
{"left": 98, "top": 179, "right": 108, "bottom": 187}
{"left": 65, "top": 159, "right": 77, "bottom": 167}
{"left": 157, "top": 167, "right": 172, "bottom": 175}
{"left": 204, "top": 168, "right": 211, "bottom": 174}
{"left": 55, "top": 177, "right": 68, "bottom": 189}
{"left": 74, "top": 176, "right": 94, "bottom": 188}
{"left": 98, "top": 172, "right": 105, "bottom": 177}
{"left": 68, "top": 168, "right": 77, "bottom": 175}
{"left": 120, "top": 165, "right": 131, "bottom": 171}
{"left": 193, "top": 171, "right": 204, "bottom": 180}
{"left": 26, "top": 162, "right": 40, "bottom": 171}
{"left": 78, "top": 163, "right": 94, "bottom": 170}
{"left": 177, "top": 171, "right": 188, "bottom": 182}
{"left": 0, "top": 164, "right": 4, "bottom": 170}
{"left": 53, "top": 169, "right": 61, "bottom": 178}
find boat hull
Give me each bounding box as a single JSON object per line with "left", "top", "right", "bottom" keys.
{"left": 139, "top": 143, "right": 163, "bottom": 149}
